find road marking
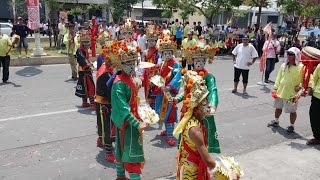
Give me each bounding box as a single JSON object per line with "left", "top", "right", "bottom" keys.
{"left": 0, "top": 84, "right": 263, "bottom": 122}
{"left": 0, "top": 109, "right": 82, "bottom": 122}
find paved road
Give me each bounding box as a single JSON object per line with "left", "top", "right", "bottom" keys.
{"left": 0, "top": 56, "right": 318, "bottom": 180}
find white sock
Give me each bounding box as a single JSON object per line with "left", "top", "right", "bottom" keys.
{"left": 275, "top": 118, "right": 279, "bottom": 123}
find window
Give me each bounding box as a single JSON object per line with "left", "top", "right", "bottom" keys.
{"left": 267, "top": 16, "right": 278, "bottom": 24}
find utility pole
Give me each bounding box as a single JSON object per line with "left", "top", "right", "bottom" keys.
{"left": 12, "top": 0, "right": 16, "bottom": 23}
{"left": 141, "top": 0, "right": 144, "bottom": 23}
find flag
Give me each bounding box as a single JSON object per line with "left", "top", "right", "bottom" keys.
{"left": 26, "top": 0, "right": 40, "bottom": 30}
{"left": 227, "top": 18, "right": 232, "bottom": 25}
{"left": 263, "top": 22, "right": 272, "bottom": 35}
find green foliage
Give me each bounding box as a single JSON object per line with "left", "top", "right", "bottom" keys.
{"left": 110, "top": 0, "right": 139, "bottom": 23}
{"left": 278, "top": 0, "right": 320, "bottom": 17}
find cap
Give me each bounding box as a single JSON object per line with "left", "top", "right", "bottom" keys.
{"left": 242, "top": 35, "right": 249, "bottom": 39}
{"left": 187, "top": 31, "right": 193, "bottom": 35}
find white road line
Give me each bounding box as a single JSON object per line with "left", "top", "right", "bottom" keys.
{"left": 0, "top": 84, "right": 263, "bottom": 122}
{"left": 0, "top": 109, "right": 81, "bottom": 122}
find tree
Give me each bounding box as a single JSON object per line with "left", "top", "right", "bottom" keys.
{"left": 278, "top": 0, "right": 320, "bottom": 18}
{"left": 243, "top": 0, "right": 270, "bottom": 28}
{"left": 153, "top": 0, "right": 242, "bottom": 24}
{"left": 109, "top": 0, "right": 140, "bottom": 23}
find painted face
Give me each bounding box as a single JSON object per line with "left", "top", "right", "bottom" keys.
{"left": 200, "top": 98, "right": 211, "bottom": 116}
{"left": 147, "top": 39, "right": 156, "bottom": 47}
{"left": 122, "top": 60, "right": 136, "bottom": 75}
{"left": 162, "top": 50, "right": 173, "bottom": 61}
{"left": 123, "top": 31, "right": 133, "bottom": 39}
{"left": 193, "top": 58, "right": 206, "bottom": 70}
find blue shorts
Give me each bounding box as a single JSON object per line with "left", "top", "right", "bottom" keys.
{"left": 17, "top": 37, "right": 28, "bottom": 48}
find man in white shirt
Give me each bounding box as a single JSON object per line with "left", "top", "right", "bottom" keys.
{"left": 137, "top": 27, "right": 146, "bottom": 52}
{"left": 108, "top": 22, "right": 116, "bottom": 40}
{"left": 232, "top": 35, "right": 258, "bottom": 96}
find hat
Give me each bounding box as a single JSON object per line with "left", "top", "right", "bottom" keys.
{"left": 242, "top": 35, "right": 249, "bottom": 39}
{"left": 183, "top": 45, "right": 218, "bottom": 61}
{"left": 158, "top": 39, "right": 177, "bottom": 53}
{"left": 102, "top": 40, "right": 142, "bottom": 69}
{"left": 18, "top": 17, "right": 23, "bottom": 20}
{"left": 120, "top": 18, "right": 135, "bottom": 35}
{"left": 187, "top": 31, "right": 193, "bottom": 35}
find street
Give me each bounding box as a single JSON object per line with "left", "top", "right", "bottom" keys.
{"left": 0, "top": 56, "right": 319, "bottom": 180}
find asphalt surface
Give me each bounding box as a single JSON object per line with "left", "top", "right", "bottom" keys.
{"left": 0, "top": 56, "right": 317, "bottom": 180}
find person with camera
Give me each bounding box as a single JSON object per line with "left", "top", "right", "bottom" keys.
{"left": 263, "top": 32, "right": 281, "bottom": 83}
{"left": 0, "top": 31, "right": 12, "bottom": 83}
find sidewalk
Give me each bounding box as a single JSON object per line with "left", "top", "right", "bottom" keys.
{"left": 9, "top": 56, "right": 99, "bottom": 66}
{"left": 155, "top": 137, "right": 320, "bottom": 180}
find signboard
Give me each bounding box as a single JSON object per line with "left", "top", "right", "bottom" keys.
{"left": 26, "top": 0, "right": 40, "bottom": 30}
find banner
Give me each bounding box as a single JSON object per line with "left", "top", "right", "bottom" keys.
{"left": 26, "top": 0, "right": 40, "bottom": 30}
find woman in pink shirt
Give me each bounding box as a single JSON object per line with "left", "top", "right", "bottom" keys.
{"left": 263, "top": 33, "right": 281, "bottom": 83}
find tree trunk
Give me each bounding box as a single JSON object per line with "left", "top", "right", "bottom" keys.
{"left": 257, "top": 5, "right": 262, "bottom": 28}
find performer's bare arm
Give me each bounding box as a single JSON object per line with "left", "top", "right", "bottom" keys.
{"left": 189, "top": 126, "right": 216, "bottom": 169}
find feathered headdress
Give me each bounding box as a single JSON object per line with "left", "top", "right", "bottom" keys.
{"left": 97, "top": 29, "right": 112, "bottom": 46}
{"left": 101, "top": 40, "right": 142, "bottom": 69}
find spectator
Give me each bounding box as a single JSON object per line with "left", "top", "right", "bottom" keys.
{"left": 262, "top": 32, "right": 281, "bottom": 83}
{"left": 232, "top": 35, "right": 259, "bottom": 96}
{"left": 12, "top": 17, "right": 30, "bottom": 58}
{"left": 108, "top": 22, "right": 116, "bottom": 40}
{"left": 57, "top": 19, "right": 67, "bottom": 51}
{"left": 137, "top": 27, "right": 146, "bottom": 52}
{"left": 196, "top": 21, "right": 202, "bottom": 37}
{"left": 182, "top": 31, "right": 197, "bottom": 70}
{"left": 175, "top": 25, "right": 183, "bottom": 49}
{"left": 255, "top": 29, "right": 265, "bottom": 57}
{"left": 267, "top": 47, "right": 303, "bottom": 134}
{"left": 0, "top": 31, "right": 12, "bottom": 83}
{"left": 170, "top": 20, "right": 177, "bottom": 41}
{"left": 98, "top": 18, "right": 108, "bottom": 32}
{"left": 183, "top": 21, "right": 191, "bottom": 39}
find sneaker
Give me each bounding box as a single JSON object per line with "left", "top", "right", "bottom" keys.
{"left": 286, "top": 126, "right": 294, "bottom": 133}
{"left": 166, "top": 137, "right": 176, "bottom": 146}
{"left": 105, "top": 153, "right": 116, "bottom": 162}
{"left": 267, "top": 120, "right": 279, "bottom": 127}
{"left": 231, "top": 89, "right": 237, "bottom": 93}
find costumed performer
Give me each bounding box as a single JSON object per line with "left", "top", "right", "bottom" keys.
{"left": 75, "top": 28, "right": 96, "bottom": 110}
{"left": 142, "top": 24, "right": 161, "bottom": 109}
{"left": 173, "top": 76, "right": 241, "bottom": 180}
{"left": 155, "top": 39, "right": 181, "bottom": 146}
{"left": 109, "top": 40, "right": 148, "bottom": 180}
{"left": 95, "top": 41, "right": 116, "bottom": 162}
{"left": 175, "top": 44, "right": 221, "bottom": 153}
{"left": 63, "top": 22, "right": 77, "bottom": 80}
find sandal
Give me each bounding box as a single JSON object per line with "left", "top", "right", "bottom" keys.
{"left": 231, "top": 89, "right": 237, "bottom": 93}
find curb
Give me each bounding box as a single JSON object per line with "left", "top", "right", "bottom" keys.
{"left": 10, "top": 56, "right": 97, "bottom": 66}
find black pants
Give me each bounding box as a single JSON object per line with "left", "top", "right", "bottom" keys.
{"left": 234, "top": 67, "right": 249, "bottom": 83}
{"left": 265, "top": 58, "right": 276, "bottom": 81}
{"left": 176, "top": 38, "right": 182, "bottom": 49}
{"left": 310, "top": 96, "right": 320, "bottom": 139}
{"left": 96, "top": 103, "right": 115, "bottom": 152}
{"left": 181, "top": 58, "right": 193, "bottom": 70}
{"left": 0, "top": 56, "right": 10, "bottom": 82}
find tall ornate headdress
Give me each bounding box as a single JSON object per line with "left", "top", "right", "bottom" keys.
{"left": 158, "top": 39, "right": 177, "bottom": 54}
{"left": 120, "top": 18, "right": 135, "bottom": 35}
{"left": 184, "top": 45, "right": 218, "bottom": 64}
{"left": 145, "top": 25, "right": 160, "bottom": 40}
{"left": 101, "top": 40, "right": 142, "bottom": 69}
{"left": 173, "top": 70, "right": 209, "bottom": 136}
{"left": 79, "top": 29, "right": 91, "bottom": 42}
{"left": 97, "top": 29, "right": 112, "bottom": 46}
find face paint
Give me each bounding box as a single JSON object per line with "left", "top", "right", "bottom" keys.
{"left": 122, "top": 60, "right": 136, "bottom": 75}
{"left": 200, "top": 98, "right": 211, "bottom": 116}
{"left": 193, "top": 58, "right": 206, "bottom": 70}
{"left": 147, "top": 39, "right": 156, "bottom": 47}
{"left": 123, "top": 31, "right": 133, "bottom": 39}
{"left": 162, "top": 50, "right": 173, "bottom": 61}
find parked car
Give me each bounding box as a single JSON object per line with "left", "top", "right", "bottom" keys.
{"left": 0, "top": 23, "right": 13, "bottom": 36}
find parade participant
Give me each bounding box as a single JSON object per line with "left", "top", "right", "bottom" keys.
{"left": 176, "top": 44, "right": 220, "bottom": 153}
{"left": 173, "top": 76, "right": 241, "bottom": 180}
{"left": 63, "top": 22, "right": 77, "bottom": 80}
{"left": 75, "top": 28, "right": 95, "bottom": 110}
{"left": 142, "top": 25, "right": 160, "bottom": 109}
{"left": 95, "top": 41, "right": 116, "bottom": 161}
{"left": 119, "top": 18, "right": 138, "bottom": 48}
{"left": 308, "top": 63, "right": 320, "bottom": 145}
{"left": 155, "top": 39, "right": 181, "bottom": 146}
{"left": 181, "top": 31, "right": 197, "bottom": 70}
{"left": 108, "top": 40, "right": 148, "bottom": 180}
{"left": 267, "top": 47, "right": 304, "bottom": 134}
